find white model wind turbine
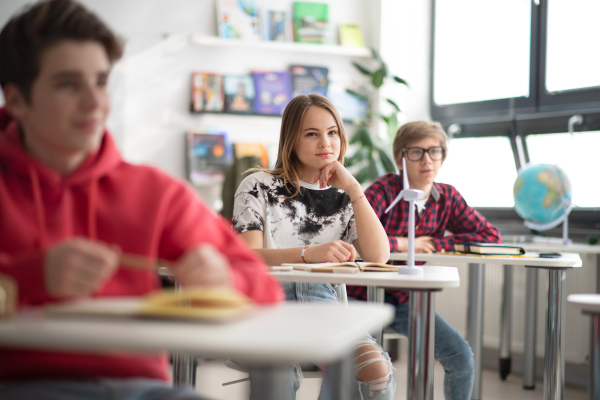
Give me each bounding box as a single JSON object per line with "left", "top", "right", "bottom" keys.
{"left": 385, "top": 157, "right": 424, "bottom": 275}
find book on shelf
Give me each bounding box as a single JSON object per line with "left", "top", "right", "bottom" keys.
{"left": 186, "top": 129, "right": 231, "bottom": 185}
{"left": 327, "top": 75, "right": 368, "bottom": 122}
{"left": 338, "top": 23, "right": 364, "bottom": 47}
{"left": 282, "top": 262, "right": 399, "bottom": 273}
{"left": 260, "top": 8, "right": 291, "bottom": 42}
{"left": 45, "top": 287, "right": 254, "bottom": 321}
{"left": 251, "top": 71, "right": 292, "bottom": 116}
{"left": 292, "top": 1, "right": 330, "bottom": 44}
{"left": 191, "top": 72, "right": 224, "bottom": 112}
{"left": 453, "top": 242, "right": 526, "bottom": 256}
{"left": 215, "top": 0, "right": 260, "bottom": 41}
{"left": 223, "top": 74, "right": 255, "bottom": 114}
{"left": 233, "top": 142, "right": 269, "bottom": 168}
{"left": 289, "top": 64, "right": 328, "bottom": 97}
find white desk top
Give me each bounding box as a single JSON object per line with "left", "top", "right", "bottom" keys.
{"left": 0, "top": 302, "right": 394, "bottom": 365}
{"left": 388, "top": 252, "right": 582, "bottom": 268}
{"left": 272, "top": 265, "right": 460, "bottom": 290}
{"left": 502, "top": 236, "right": 600, "bottom": 254}
{"left": 567, "top": 293, "right": 600, "bottom": 314}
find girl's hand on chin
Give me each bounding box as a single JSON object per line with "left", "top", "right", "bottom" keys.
{"left": 313, "top": 160, "right": 357, "bottom": 191}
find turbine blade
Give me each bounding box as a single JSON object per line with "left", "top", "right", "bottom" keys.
{"left": 384, "top": 192, "right": 404, "bottom": 214}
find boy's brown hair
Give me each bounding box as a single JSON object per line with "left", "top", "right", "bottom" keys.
{"left": 392, "top": 120, "right": 449, "bottom": 166}
{"left": 0, "top": 0, "right": 124, "bottom": 102}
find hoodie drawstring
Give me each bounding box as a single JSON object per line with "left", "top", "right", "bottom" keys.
{"left": 28, "top": 165, "right": 47, "bottom": 249}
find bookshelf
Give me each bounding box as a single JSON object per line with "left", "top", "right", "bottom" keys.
{"left": 188, "top": 34, "right": 371, "bottom": 59}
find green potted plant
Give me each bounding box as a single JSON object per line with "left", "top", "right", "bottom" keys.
{"left": 345, "top": 48, "right": 408, "bottom": 184}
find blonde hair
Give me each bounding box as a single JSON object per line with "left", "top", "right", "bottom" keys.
{"left": 392, "top": 120, "right": 449, "bottom": 166}
{"left": 255, "top": 94, "right": 348, "bottom": 198}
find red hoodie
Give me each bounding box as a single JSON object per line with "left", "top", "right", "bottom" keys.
{"left": 0, "top": 107, "right": 283, "bottom": 381}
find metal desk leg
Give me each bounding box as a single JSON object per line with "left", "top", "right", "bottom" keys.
{"left": 524, "top": 267, "right": 539, "bottom": 389}
{"left": 407, "top": 290, "right": 436, "bottom": 400}
{"left": 172, "top": 281, "right": 196, "bottom": 386}
{"left": 367, "top": 286, "right": 386, "bottom": 344}
{"left": 500, "top": 264, "right": 513, "bottom": 380}
{"left": 543, "top": 269, "right": 567, "bottom": 400}
{"left": 590, "top": 314, "right": 600, "bottom": 400}
{"left": 467, "top": 263, "right": 484, "bottom": 400}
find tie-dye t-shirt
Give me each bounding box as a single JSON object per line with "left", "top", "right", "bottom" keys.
{"left": 232, "top": 171, "right": 358, "bottom": 249}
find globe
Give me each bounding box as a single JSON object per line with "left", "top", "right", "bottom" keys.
{"left": 513, "top": 163, "right": 573, "bottom": 231}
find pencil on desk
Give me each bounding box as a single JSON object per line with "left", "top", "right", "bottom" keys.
{"left": 120, "top": 253, "right": 173, "bottom": 271}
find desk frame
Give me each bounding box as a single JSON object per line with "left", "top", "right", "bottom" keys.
{"left": 388, "top": 252, "right": 581, "bottom": 400}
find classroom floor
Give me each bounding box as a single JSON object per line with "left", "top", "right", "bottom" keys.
{"left": 190, "top": 354, "right": 588, "bottom": 400}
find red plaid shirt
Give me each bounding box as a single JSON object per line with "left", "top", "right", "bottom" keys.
{"left": 347, "top": 173, "right": 501, "bottom": 305}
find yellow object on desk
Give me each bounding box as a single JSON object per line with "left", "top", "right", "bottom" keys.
{"left": 45, "top": 287, "right": 254, "bottom": 322}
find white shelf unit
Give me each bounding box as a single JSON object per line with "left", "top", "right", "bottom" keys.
{"left": 188, "top": 34, "right": 371, "bottom": 59}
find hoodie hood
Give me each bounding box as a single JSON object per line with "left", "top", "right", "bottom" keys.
{"left": 0, "top": 106, "right": 122, "bottom": 248}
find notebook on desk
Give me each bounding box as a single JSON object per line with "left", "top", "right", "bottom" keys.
{"left": 282, "top": 262, "right": 399, "bottom": 273}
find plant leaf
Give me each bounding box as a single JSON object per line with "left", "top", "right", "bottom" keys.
{"left": 370, "top": 47, "right": 382, "bottom": 62}
{"left": 386, "top": 99, "right": 401, "bottom": 112}
{"left": 354, "top": 165, "right": 370, "bottom": 183}
{"left": 376, "top": 147, "right": 397, "bottom": 173}
{"left": 371, "top": 69, "right": 385, "bottom": 88}
{"left": 352, "top": 61, "right": 372, "bottom": 76}
{"left": 393, "top": 75, "right": 409, "bottom": 87}
{"left": 387, "top": 112, "right": 398, "bottom": 139}
{"left": 345, "top": 88, "right": 369, "bottom": 102}
{"left": 368, "top": 158, "right": 379, "bottom": 181}
{"left": 351, "top": 127, "right": 373, "bottom": 147}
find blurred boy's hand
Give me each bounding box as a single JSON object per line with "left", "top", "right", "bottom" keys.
{"left": 45, "top": 238, "right": 119, "bottom": 298}
{"left": 171, "top": 244, "right": 232, "bottom": 288}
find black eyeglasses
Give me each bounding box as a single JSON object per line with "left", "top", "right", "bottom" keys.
{"left": 402, "top": 146, "right": 445, "bottom": 161}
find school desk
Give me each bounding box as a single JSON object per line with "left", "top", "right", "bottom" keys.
{"left": 0, "top": 301, "right": 394, "bottom": 400}
{"left": 388, "top": 251, "right": 582, "bottom": 400}
{"left": 272, "top": 265, "right": 460, "bottom": 400}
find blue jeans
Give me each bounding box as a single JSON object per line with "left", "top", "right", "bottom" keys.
{"left": 0, "top": 379, "right": 212, "bottom": 400}
{"left": 249, "top": 282, "right": 395, "bottom": 400}
{"left": 390, "top": 300, "right": 474, "bottom": 400}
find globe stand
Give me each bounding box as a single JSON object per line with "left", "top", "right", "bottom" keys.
{"left": 524, "top": 203, "right": 574, "bottom": 246}
{"left": 385, "top": 158, "right": 424, "bottom": 275}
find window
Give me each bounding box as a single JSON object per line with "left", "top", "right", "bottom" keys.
{"left": 431, "top": 0, "right": 600, "bottom": 136}
{"left": 436, "top": 136, "right": 516, "bottom": 208}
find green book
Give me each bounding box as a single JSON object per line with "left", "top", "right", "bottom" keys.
{"left": 292, "top": 2, "right": 329, "bottom": 44}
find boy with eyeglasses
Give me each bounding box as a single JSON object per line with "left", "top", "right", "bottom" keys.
{"left": 347, "top": 120, "right": 501, "bottom": 400}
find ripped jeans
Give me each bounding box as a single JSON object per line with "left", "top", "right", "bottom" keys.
{"left": 248, "top": 282, "right": 395, "bottom": 400}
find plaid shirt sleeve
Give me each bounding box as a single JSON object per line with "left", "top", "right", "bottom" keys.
{"left": 432, "top": 184, "right": 502, "bottom": 251}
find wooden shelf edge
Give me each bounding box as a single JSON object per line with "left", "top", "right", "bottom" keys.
{"left": 188, "top": 34, "right": 371, "bottom": 58}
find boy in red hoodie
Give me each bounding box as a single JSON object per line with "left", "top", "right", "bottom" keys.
{"left": 0, "top": 0, "right": 283, "bottom": 398}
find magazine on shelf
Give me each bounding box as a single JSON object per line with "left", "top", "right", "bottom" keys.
{"left": 282, "top": 262, "right": 399, "bottom": 273}
{"left": 289, "top": 64, "right": 328, "bottom": 97}
{"left": 216, "top": 0, "right": 260, "bottom": 41}
{"left": 191, "top": 72, "right": 224, "bottom": 112}
{"left": 260, "top": 8, "right": 291, "bottom": 42}
{"left": 223, "top": 74, "right": 255, "bottom": 114}
{"left": 186, "top": 129, "right": 231, "bottom": 185}
{"left": 251, "top": 71, "right": 292, "bottom": 116}
{"left": 338, "top": 23, "right": 364, "bottom": 47}
{"left": 292, "top": 1, "right": 330, "bottom": 44}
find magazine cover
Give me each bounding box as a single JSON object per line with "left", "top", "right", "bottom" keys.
{"left": 260, "top": 9, "right": 291, "bottom": 42}
{"left": 216, "top": 0, "right": 260, "bottom": 41}
{"left": 251, "top": 71, "right": 292, "bottom": 116}
{"left": 186, "top": 130, "right": 231, "bottom": 184}
{"left": 191, "top": 72, "right": 224, "bottom": 112}
{"left": 327, "top": 77, "right": 368, "bottom": 122}
{"left": 292, "top": 1, "right": 329, "bottom": 43}
{"left": 289, "top": 64, "right": 328, "bottom": 97}
{"left": 223, "top": 74, "right": 255, "bottom": 114}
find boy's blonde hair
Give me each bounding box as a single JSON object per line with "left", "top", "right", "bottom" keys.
{"left": 392, "top": 120, "right": 449, "bottom": 167}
